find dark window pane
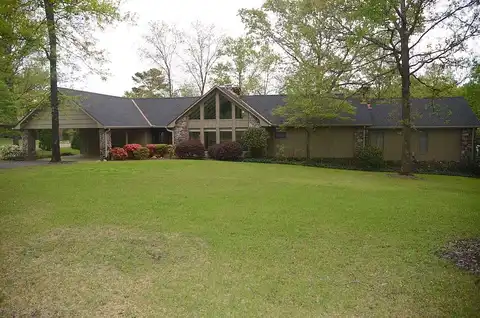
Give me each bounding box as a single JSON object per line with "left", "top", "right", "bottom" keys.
{"left": 235, "top": 105, "right": 244, "bottom": 119}
{"left": 204, "top": 95, "right": 216, "bottom": 119}
{"left": 189, "top": 132, "right": 200, "bottom": 140}
{"left": 220, "top": 95, "right": 232, "bottom": 119}
{"left": 189, "top": 105, "right": 200, "bottom": 119}
{"left": 275, "top": 131, "right": 287, "bottom": 139}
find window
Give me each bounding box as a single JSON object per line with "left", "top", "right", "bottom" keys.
{"left": 419, "top": 131, "right": 428, "bottom": 154}
{"left": 220, "top": 96, "right": 232, "bottom": 119}
{"left": 189, "top": 131, "right": 200, "bottom": 140}
{"left": 204, "top": 95, "right": 216, "bottom": 119}
{"left": 204, "top": 131, "right": 217, "bottom": 148}
{"left": 220, "top": 131, "right": 232, "bottom": 142}
{"left": 370, "top": 132, "right": 384, "bottom": 150}
{"left": 189, "top": 105, "right": 200, "bottom": 119}
{"left": 235, "top": 105, "right": 244, "bottom": 119}
{"left": 275, "top": 131, "right": 287, "bottom": 139}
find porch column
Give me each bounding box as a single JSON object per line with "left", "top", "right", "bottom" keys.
{"left": 125, "top": 131, "right": 129, "bottom": 144}
{"left": 99, "top": 128, "right": 112, "bottom": 160}
{"left": 200, "top": 102, "right": 205, "bottom": 144}
{"left": 231, "top": 103, "right": 236, "bottom": 141}
{"left": 21, "top": 130, "right": 36, "bottom": 161}
{"left": 215, "top": 92, "right": 220, "bottom": 144}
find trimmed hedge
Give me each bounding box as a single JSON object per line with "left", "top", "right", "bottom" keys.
{"left": 175, "top": 140, "right": 205, "bottom": 159}
{"left": 242, "top": 157, "right": 480, "bottom": 177}
{"left": 208, "top": 141, "right": 243, "bottom": 161}
{"left": 241, "top": 127, "right": 269, "bottom": 158}
{"left": 133, "top": 147, "right": 150, "bottom": 160}
{"left": 355, "top": 145, "right": 384, "bottom": 169}
{"left": 146, "top": 144, "right": 170, "bottom": 157}
{"left": 39, "top": 130, "right": 52, "bottom": 151}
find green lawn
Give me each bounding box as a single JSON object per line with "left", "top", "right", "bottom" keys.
{"left": 0, "top": 161, "right": 479, "bottom": 317}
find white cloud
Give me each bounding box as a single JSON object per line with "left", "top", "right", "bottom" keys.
{"left": 68, "top": 0, "right": 263, "bottom": 96}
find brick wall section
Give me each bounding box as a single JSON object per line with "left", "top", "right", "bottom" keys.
{"left": 99, "top": 129, "right": 112, "bottom": 160}
{"left": 174, "top": 116, "right": 189, "bottom": 145}
{"left": 354, "top": 128, "right": 367, "bottom": 153}
{"left": 21, "top": 130, "right": 36, "bottom": 161}
{"left": 460, "top": 128, "right": 473, "bottom": 161}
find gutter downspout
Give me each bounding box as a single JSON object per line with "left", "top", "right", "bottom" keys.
{"left": 167, "top": 127, "right": 175, "bottom": 146}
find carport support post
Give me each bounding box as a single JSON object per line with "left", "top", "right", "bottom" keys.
{"left": 99, "top": 129, "right": 112, "bottom": 160}
{"left": 21, "top": 130, "right": 36, "bottom": 161}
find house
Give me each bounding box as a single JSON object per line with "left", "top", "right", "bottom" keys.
{"left": 16, "top": 85, "right": 480, "bottom": 162}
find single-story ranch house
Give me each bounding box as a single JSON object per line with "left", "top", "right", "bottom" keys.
{"left": 16, "top": 85, "right": 480, "bottom": 162}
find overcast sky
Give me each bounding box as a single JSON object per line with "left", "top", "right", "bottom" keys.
{"left": 69, "top": 0, "right": 263, "bottom": 96}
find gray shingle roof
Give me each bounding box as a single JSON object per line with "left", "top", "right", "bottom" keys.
{"left": 57, "top": 88, "right": 480, "bottom": 129}
{"left": 134, "top": 97, "right": 198, "bottom": 127}
{"left": 368, "top": 97, "right": 480, "bottom": 127}
{"left": 241, "top": 95, "right": 373, "bottom": 126}
{"left": 60, "top": 88, "right": 151, "bottom": 127}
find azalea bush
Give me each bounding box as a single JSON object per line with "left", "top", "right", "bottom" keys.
{"left": 110, "top": 147, "right": 128, "bottom": 160}
{"left": 209, "top": 141, "right": 243, "bottom": 161}
{"left": 175, "top": 140, "right": 205, "bottom": 159}
{"left": 123, "top": 144, "right": 142, "bottom": 159}
{"left": 133, "top": 147, "right": 150, "bottom": 160}
{"left": 0, "top": 145, "right": 24, "bottom": 160}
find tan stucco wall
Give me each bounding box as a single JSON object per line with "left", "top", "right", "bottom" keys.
{"left": 372, "top": 129, "right": 462, "bottom": 161}
{"left": 23, "top": 106, "right": 99, "bottom": 129}
{"left": 272, "top": 127, "right": 356, "bottom": 158}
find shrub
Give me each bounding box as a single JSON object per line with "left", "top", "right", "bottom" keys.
{"left": 355, "top": 145, "right": 385, "bottom": 169}
{"left": 241, "top": 127, "right": 269, "bottom": 158}
{"left": 133, "top": 147, "right": 150, "bottom": 160}
{"left": 174, "top": 140, "right": 205, "bottom": 159}
{"left": 39, "top": 130, "right": 52, "bottom": 151}
{"left": 70, "top": 131, "right": 81, "bottom": 150}
{"left": 110, "top": 147, "right": 128, "bottom": 160}
{"left": 165, "top": 145, "right": 174, "bottom": 158}
{"left": 146, "top": 144, "right": 170, "bottom": 157}
{"left": 209, "top": 141, "right": 243, "bottom": 161}
{"left": 123, "top": 143, "right": 142, "bottom": 158}
{"left": 207, "top": 144, "right": 220, "bottom": 158}
{"left": 0, "top": 144, "right": 24, "bottom": 160}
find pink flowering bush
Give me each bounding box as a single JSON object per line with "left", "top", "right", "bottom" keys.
{"left": 110, "top": 147, "right": 128, "bottom": 160}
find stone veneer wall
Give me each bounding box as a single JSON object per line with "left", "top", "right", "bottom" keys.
{"left": 354, "top": 127, "right": 368, "bottom": 153}
{"left": 174, "top": 116, "right": 189, "bottom": 145}
{"left": 248, "top": 115, "right": 260, "bottom": 128}
{"left": 460, "top": 128, "right": 474, "bottom": 161}
{"left": 99, "top": 129, "right": 112, "bottom": 160}
{"left": 21, "top": 130, "right": 36, "bottom": 161}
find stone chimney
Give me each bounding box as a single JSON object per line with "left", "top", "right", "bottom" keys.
{"left": 221, "top": 84, "right": 241, "bottom": 96}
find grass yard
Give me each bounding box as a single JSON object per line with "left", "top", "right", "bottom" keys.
{"left": 0, "top": 161, "right": 479, "bottom": 317}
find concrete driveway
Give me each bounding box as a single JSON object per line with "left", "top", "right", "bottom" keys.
{"left": 0, "top": 155, "right": 97, "bottom": 169}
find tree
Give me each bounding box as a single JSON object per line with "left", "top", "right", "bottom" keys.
{"left": 464, "top": 62, "right": 480, "bottom": 117}
{"left": 40, "top": 0, "right": 124, "bottom": 162}
{"left": 211, "top": 36, "right": 281, "bottom": 95}
{"left": 124, "top": 68, "right": 169, "bottom": 98}
{"left": 241, "top": 0, "right": 480, "bottom": 174}
{"left": 182, "top": 21, "right": 224, "bottom": 95}
{"left": 240, "top": 0, "right": 364, "bottom": 158}
{"left": 174, "top": 81, "right": 200, "bottom": 97}
{"left": 141, "top": 21, "right": 181, "bottom": 97}
{"left": 330, "top": 0, "right": 480, "bottom": 174}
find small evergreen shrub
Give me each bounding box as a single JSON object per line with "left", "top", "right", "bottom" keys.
{"left": 175, "top": 140, "right": 205, "bottom": 159}
{"left": 110, "top": 147, "right": 128, "bottom": 160}
{"left": 133, "top": 147, "right": 150, "bottom": 160}
{"left": 355, "top": 145, "right": 385, "bottom": 169}
{"left": 241, "top": 127, "right": 269, "bottom": 158}
{"left": 70, "top": 131, "right": 81, "bottom": 150}
{"left": 123, "top": 144, "right": 142, "bottom": 159}
{"left": 0, "top": 145, "right": 24, "bottom": 160}
{"left": 210, "top": 141, "right": 243, "bottom": 161}
{"left": 39, "top": 130, "right": 52, "bottom": 151}
{"left": 207, "top": 144, "right": 220, "bottom": 158}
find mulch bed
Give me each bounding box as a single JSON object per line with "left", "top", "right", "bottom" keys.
{"left": 437, "top": 238, "right": 480, "bottom": 276}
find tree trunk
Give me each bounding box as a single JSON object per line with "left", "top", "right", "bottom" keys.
{"left": 305, "top": 128, "right": 311, "bottom": 160}
{"left": 399, "top": 2, "right": 412, "bottom": 175}
{"left": 43, "top": 0, "right": 61, "bottom": 162}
